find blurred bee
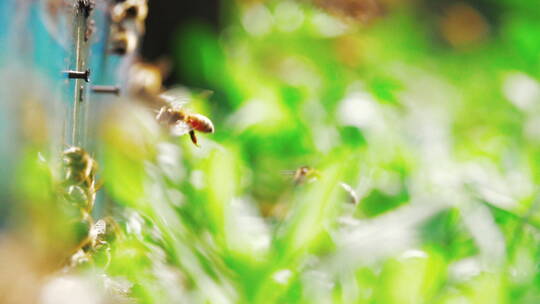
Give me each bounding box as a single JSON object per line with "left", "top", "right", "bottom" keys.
{"left": 282, "top": 166, "right": 320, "bottom": 185}
{"left": 110, "top": 0, "right": 148, "bottom": 33}
{"left": 109, "top": 23, "right": 138, "bottom": 55}
{"left": 63, "top": 146, "right": 98, "bottom": 213}
{"left": 69, "top": 218, "right": 114, "bottom": 267}
{"left": 127, "top": 61, "right": 165, "bottom": 98}
{"left": 76, "top": 0, "right": 95, "bottom": 18}
{"left": 261, "top": 166, "right": 321, "bottom": 219}
{"left": 155, "top": 94, "right": 215, "bottom": 146}
{"left": 285, "top": 166, "right": 359, "bottom": 204}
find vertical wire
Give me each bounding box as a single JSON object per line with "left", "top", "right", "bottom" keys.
{"left": 70, "top": 3, "right": 90, "bottom": 148}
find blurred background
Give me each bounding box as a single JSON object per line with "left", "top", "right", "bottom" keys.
{"left": 2, "top": 0, "right": 540, "bottom": 303}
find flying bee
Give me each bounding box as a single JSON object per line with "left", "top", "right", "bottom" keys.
{"left": 155, "top": 90, "right": 215, "bottom": 146}
{"left": 284, "top": 166, "right": 359, "bottom": 204}
{"left": 109, "top": 23, "right": 138, "bottom": 55}
{"left": 262, "top": 166, "right": 321, "bottom": 219}
{"left": 63, "top": 146, "right": 99, "bottom": 212}
{"left": 110, "top": 0, "right": 148, "bottom": 33}
{"left": 156, "top": 105, "right": 214, "bottom": 146}
{"left": 282, "top": 166, "right": 320, "bottom": 185}
{"left": 293, "top": 166, "right": 320, "bottom": 184}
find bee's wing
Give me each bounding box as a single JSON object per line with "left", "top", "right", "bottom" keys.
{"left": 170, "top": 121, "right": 193, "bottom": 136}
{"left": 90, "top": 219, "right": 107, "bottom": 238}
{"left": 196, "top": 89, "right": 214, "bottom": 100}
{"left": 159, "top": 95, "right": 189, "bottom": 109}
{"left": 159, "top": 88, "right": 191, "bottom": 108}
{"left": 280, "top": 170, "right": 297, "bottom": 176}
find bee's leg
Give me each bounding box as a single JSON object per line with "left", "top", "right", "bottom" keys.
{"left": 95, "top": 179, "right": 104, "bottom": 191}
{"left": 155, "top": 106, "right": 168, "bottom": 122}
{"left": 82, "top": 186, "right": 96, "bottom": 215}
{"left": 189, "top": 130, "right": 199, "bottom": 147}
{"left": 69, "top": 214, "right": 94, "bottom": 258}
{"left": 155, "top": 107, "right": 164, "bottom": 120}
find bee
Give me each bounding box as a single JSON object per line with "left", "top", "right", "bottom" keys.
{"left": 110, "top": 0, "right": 148, "bottom": 33}
{"left": 285, "top": 166, "right": 359, "bottom": 204}
{"left": 127, "top": 61, "right": 164, "bottom": 98}
{"left": 63, "top": 146, "right": 98, "bottom": 212}
{"left": 156, "top": 103, "right": 215, "bottom": 147}
{"left": 154, "top": 89, "right": 214, "bottom": 146}
{"left": 282, "top": 166, "right": 320, "bottom": 185}
{"left": 76, "top": 0, "right": 95, "bottom": 18}
{"left": 109, "top": 24, "right": 138, "bottom": 55}
{"left": 68, "top": 218, "right": 110, "bottom": 267}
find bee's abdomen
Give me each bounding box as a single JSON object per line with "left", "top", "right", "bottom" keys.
{"left": 187, "top": 114, "right": 214, "bottom": 133}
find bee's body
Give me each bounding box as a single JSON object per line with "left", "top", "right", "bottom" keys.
{"left": 108, "top": 0, "right": 147, "bottom": 55}
{"left": 63, "top": 147, "right": 98, "bottom": 212}
{"left": 292, "top": 166, "right": 319, "bottom": 185}
{"left": 109, "top": 24, "right": 137, "bottom": 55}
{"left": 110, "top": 0, "right": 148, "bottom": 32}
{"left": 187, "top": 113, "right": 215, "bottom": 133}
{"left": 156, "top": 104, "right": 214, "bottom": 146}
{"left": 288, "top": 166, "right": 358, "bottom": 204}
{"left": 127, "top": 62, "right": 164, "bottom": 98}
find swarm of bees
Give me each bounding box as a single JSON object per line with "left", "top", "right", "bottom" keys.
{"left": 57, "top": 0, "right": 211, "bottom": 269}
{"left": 61, "top": 146, "right": 116, "bottom": 267}
{"left": 108, "top": 0, "right": 148, "bottom": 55}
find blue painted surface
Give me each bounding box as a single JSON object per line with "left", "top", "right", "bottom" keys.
{"left": 0, "top": 0, "right": 15, "bottom": 65}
